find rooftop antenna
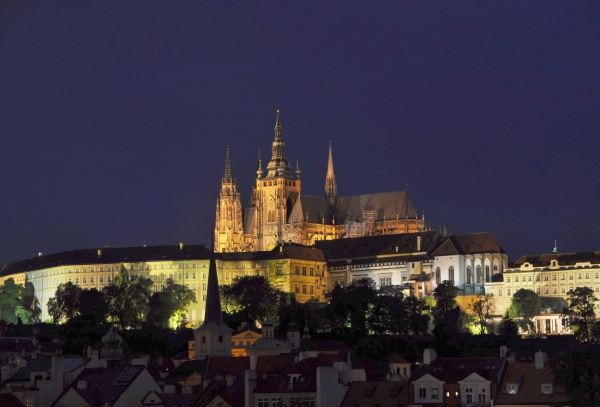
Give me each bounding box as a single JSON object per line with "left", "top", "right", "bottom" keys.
{"left": 553, "top": 240, "right": 557, "bottom": 253}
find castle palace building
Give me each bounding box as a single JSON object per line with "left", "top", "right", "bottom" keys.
{"left": 215, "top": 110, "right": 426, "bottom": 252}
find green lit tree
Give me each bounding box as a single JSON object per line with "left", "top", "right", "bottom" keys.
{"left": 496, "top": 314, "right": 519, "bottom": 335}
{"left": 403, "top": 296, "right": 430, "bottom": 335}
{"left": 147, "top": 278, "right": 196, "bottom": 328}
{"left": 562, "top": 287, "right": 599, "bottom": 343}
{"left": 220, "top": 275, "right": 284, "bottom": 325}
{"left": 103, "top": 264, "right": 153, "bottom": 328}
{"left": 0, "top": 278, "right": 36, "bottom": 324}
{"left": 507, "top": 288, "right": 541, "bottom": 333}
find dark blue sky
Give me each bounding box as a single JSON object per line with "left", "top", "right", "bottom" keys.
{"left": 1, "top": 1, "right": 599, "bottom": 262}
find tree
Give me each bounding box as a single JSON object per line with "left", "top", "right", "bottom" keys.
{"left": 103, "top": 264, "right": 153, "bottom": 328}
{"left": 496, "top": 314, "right": 519, "bottom": 335}
{"left": 147, "top": 278, "right": 196, "bottom": 328}
{"left": 47, "top": 282, "right": 82, "bottom": 323}
{"left": 507, "top": 288, "right": 541, "bottom": 333}
{"left": 562, "top": 287, "right": 598, "bottom": 343}
{"left": 220, "top": 275, "right": 284, "bottom": 325}
{"left": 432, "top": 280, "right": 458, "bottom": 325}
{"left": 552, "top": 344, "right": 600, "bottom": 407}
{"left": 403, "top": 296, "right": 430, "bottom": 335}
{"left": 468, "top": 293, "right": 496, "bottom": 334}
{"left": 0, "top": 278, "right": 36, "bottom": 324}
{"left": 369, "top": 285, "right": 406, "bottom": 335}
{"left": 78, "top": 288, "right": 109, "bottom": 324}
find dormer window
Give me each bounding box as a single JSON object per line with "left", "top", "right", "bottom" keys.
{"left": 541, "top": 384, "right": 553, "bottom": 394}
{"left": 507, "top": 384, "right": 518, "bottom": 394}
{"left": 431, "top": 388, "right": 440, "bottom": 399}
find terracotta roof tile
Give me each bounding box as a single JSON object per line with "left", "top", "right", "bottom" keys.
{"left": 339, "top": 380, "right": 409, "bottom": 407}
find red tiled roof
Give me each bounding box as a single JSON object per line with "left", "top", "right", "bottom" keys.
{"left": 53, "top": 366, "right": 145, "bottom": 407}
{"left": 191, "top": 379, "right": 245, "bottom": 407}
{"left": 205, "top": 356, "right": 249, "bottom": 379}
{"left": 339, "top": 381, "right": 409, "bottom": 407}
{"left": 411, "top": 357, "right": 505, "bottom": 383}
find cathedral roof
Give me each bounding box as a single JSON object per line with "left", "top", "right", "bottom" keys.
{"left": 334, "top": 190, "right": 418, "bottom": 223}
{"left": 511, "top": 251, "right": 600, "bottom": 268}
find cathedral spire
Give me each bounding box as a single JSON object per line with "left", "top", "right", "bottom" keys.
{"left": 256, "top": 149, "right": 263, "bottom": 178}
{"left": 325, "top": 141, "right": 337, "bottom": 205}
{"left": 222, "top": 145, "right": 234, "bottom": 183}
{"left": 266, "top": 109, "right": 292, "bottom": 177}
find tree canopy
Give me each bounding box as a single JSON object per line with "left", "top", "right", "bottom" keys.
{"left": 220, "top": 275, "right": 284, "bottom": 325}
{"left": 103, "top": 264, "right": 153, "bottom": 329}
{"left": 562, "top": 286, "right": 599, "bottom": 343}
{"left": 47, "top": 282, "right": 82, "bottom": 323}
{"left": 507, "top": 288, "right": 541, "bottom": 332}
{"left": 0, "top": 278, "right": 37, "bottom": 324}
{"left": 468, "top": 293, "right": 496, "bottom": 334}
{"left": 147, "top": 278, "right": 196, "bottom": 328}
{"left": 432, "top": 280, "right": 458, "bottom": 325}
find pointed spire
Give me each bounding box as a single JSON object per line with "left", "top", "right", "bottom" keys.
{"left": 274, "top": 109, "right": 282, "bottom": 140}
{"left": 325, "top": 141, "right": 337, "bottom": 205}
{"left": 553, "top": 240, "right": 558, "bottom": 253}
{"left": 256, "top": 149, "right": 263, "bottom": 178}
{"left": 222, "top": 145, "right": 234, "bottom": 183}
{"left": 295, "top": 159, "right": 301, "bottom": 178}
{"left": 266, "top": 109, "right": 292, "bottom": 177}
{"left": 204, "top": 233, "right": 224, "bottom": 323}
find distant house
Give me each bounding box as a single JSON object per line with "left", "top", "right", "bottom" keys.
{"left": 52, "top": 365, "right": 162, "bottom": 407}
{"left": 495, "top": 351, "right": 568, "bottom": 407}
{"left": 409, "top": 349, "right": 506, "bottom": 407}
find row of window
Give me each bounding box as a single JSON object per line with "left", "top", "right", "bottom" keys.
{"left": 506, "top": 272, "right": 599, "bottom": 283}
{"left": 257, "top": 398, "right": 313, "bottom": 407}
{"left": 418, "top": 387, "right": 486, "bottom": 403}
{"left": 294, "top": 284, "right": 315, "bottom": 294}
{"left": 496, "top": 286, "right": 600, "bottom": 296}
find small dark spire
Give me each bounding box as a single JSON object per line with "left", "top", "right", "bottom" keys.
{"left": 204, "top": 232, "right": 224, "bottom": 323}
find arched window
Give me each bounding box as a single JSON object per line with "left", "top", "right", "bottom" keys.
{"left": 485, "top": 265, "right": 490, "bottom": 282}
{"left": 476, "top": 265, "right": 482, "bottom": 284}
{"left": 435, "top": 267, "right": 441, "bottom": 285}
{"left": 449, "top": 266, "right": 455, "bottom": 283}
{"left": 467, "top": 266, "right": 472, "bottom": 284}
{"left": 493, "top": 265, "right": 498, "bottom": 272}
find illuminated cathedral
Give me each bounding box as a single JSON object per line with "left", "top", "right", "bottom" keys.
{"left": 214, "top": 110, "right": 426, "bottom": 252}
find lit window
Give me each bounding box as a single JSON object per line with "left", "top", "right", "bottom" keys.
{"left": 552, "top": 274, "right": 556, "bottom": 280}
{"left": 302, "top": 285, "right": 307, "bottom": 294}
{"left": 478, "top": 387, "right": 486, "bottom": 403}
{"left": 507, "top": 289, "right": 511, "bottom": 296}
{"left": 202, "top": 282, "right": 207, "bottom": 291}
{"left": 515, "top": 276, "right": 519, "bottom": 282}
{"left": 498, "top": 289, "right": 502, "bottom": 296}
{"left": 90, "top": 277, "right": 94, "bottom": 283}
{"left": 545, "top": 288, "right": 549, "bottom": 294}
{"left": 506, "top": 277, "right": 510, "bottom": 283}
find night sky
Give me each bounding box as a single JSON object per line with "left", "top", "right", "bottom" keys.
{"left": 1, "top": 2, "right": 599, "bottom": 263}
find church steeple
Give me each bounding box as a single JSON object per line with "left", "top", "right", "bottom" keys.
{"left": 266, "top": 109, "right": 293, "bottom": 178}
{"left": 325, "top": 141, "right": 337, "bottom": 205}
{"left": 222, "top": 144, "right": 234, "bottom": 183}
{"left": 193, "top": 237, "right": 232, "bottom": 359}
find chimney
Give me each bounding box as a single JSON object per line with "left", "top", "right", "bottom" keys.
{"left": 500, "top": 345, "right": 508, "bottom": 358}
{"left": 535, "top": 350, "right": 548, "bottom": 369}
{"left": 97, "top": 249, "right": 102, "bottom": 258}
{"left": 51, "top": 354, "right": 65, "bottom": 390}
{"left": 180, "top": 242, "right": 184, "bottom": 250}
{"left": 417, "top": 236, "right": 422, "bottom": 251}
{"left": 423, "top": 348, "right": 437, "bottom": 365}
{"left": 226, "top": 374, "right": 235, "bottom": 387}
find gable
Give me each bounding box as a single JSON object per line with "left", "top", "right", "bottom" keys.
{"left": 54, "top": 388, "right": 90, "bottom": 407}
{"left": 141, "top": 391, "right": 162, "bottom": 406}
{"left": 207, "top": 395, "right": 232, "bottom": 407}
{"left": 413, "top": 373, "right": 444, "bottom": 384}
{"left": 458, "top": 372, "right": 490, "bottom": 384}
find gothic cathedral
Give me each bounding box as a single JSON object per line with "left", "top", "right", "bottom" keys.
{"left": 214, "top": 110, "right": 426, "bottom": 252}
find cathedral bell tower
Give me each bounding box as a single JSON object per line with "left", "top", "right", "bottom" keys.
{"left": 251, "top": 110, "right": 302, "bottom": 250}
{"left": 214, "top": 145, "right": 244, "bottom": 253}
